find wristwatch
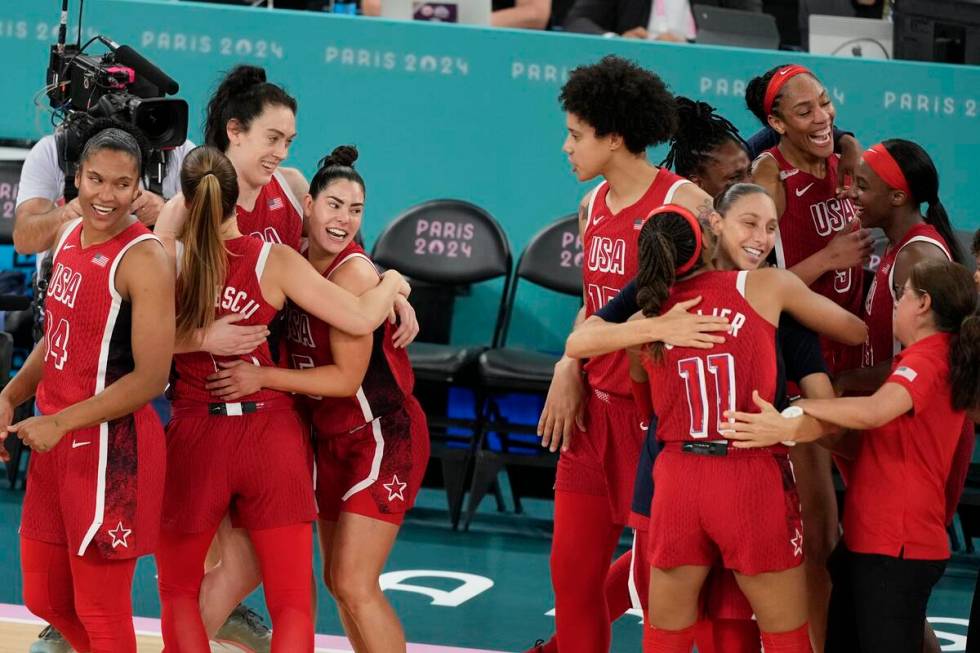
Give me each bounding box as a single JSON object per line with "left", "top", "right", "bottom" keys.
{"left": 780, "top": 405, "right": 804, "bottom": 446}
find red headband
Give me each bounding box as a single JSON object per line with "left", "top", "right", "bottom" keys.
{"left": 862, "top": 144, "right": 912, "bottom": 196}
{"left": 763, "top": 65, "right": 813, "bottom": 116}
{"left": 647, "top": 204, "right": 703, "bottom": 276}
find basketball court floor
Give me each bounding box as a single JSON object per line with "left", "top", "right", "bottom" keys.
{"left": 0, "top": 482, "right": 975, "bottom": 652}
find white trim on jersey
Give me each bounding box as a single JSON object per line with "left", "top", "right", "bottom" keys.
{"left": 585, "top": 181, "right": 607, "bottom": 229}
{"left": 736, "top": 270, "right": 749, "bottom": 298}
{"left": 273, "top": 169, "right": 305, "bottom": 224}
{"left": 255, "top": 241, "right": 273, "bottom": 280}
{"left": 627, "top": 530, "right": 642, "bottom": 612}
{"left": 77, "top": 232, "right": 161, "bottom": 556}
{"left": 326, "top": 252, "right": 377, "bottom": 281}
{"left": 54, "top": 218, "right": 83, "bottom": 256}
{"left": 886, "top": 234, "right": 951, "bottom": 357}
{"left": 341, "top": 388, "right": 385, "bottom": 501}
{"left": 663, "top": 178, "right": 691, "bottom": 205}
{"left": 886, "top": 235, "right": 951, "bottom": 303}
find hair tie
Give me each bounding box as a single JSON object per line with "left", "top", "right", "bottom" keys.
{"left": 862, "top": 144, "right": 913, "bottom": 197}
{"left": 763, "top": 65, "right": 813, "bottom": 117}
{"left": 647, "top": 204, "right": 703, "bottom": 276}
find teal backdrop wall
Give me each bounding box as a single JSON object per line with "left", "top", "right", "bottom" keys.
{"left": 2, "top": 0, "right": 979, "bottom": 351}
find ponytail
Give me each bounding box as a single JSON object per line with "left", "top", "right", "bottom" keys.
{"left": 636, "top": 209, "right": 704, "bottom": 361}
{"left": 204, "top": 65, "right": 297, "bottom": 152}
{"left": 950, "top": 314, "right": 980, "bottom": 412}
{"left": 175, "top": 146, "right": 239, "bottom": 342}
{"left": 908, "top": 260, "right": 980, "bottom": 411}
{"left": 882, "top": 139, "right": 967, "bottom": 265}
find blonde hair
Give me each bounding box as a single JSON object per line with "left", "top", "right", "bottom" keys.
{"left": 175, "top": 146, "right": 239, "bottom": 341}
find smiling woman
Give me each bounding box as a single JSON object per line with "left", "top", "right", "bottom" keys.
{"left": 747, "top": 63, "right": 871, "bottom": 376}
{"left": 0, "top": 124, "right": 175, "bottom": 653}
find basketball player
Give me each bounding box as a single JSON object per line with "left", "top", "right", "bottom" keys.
{"left": 747, "top": 64, "right": 873, "bottom": 376}
{"left": 542, "top": 55, "right": 719, "bottom": 653}
{"left": 628, "top": 202, "right": 865, "bottom": 653}
{"left": 564, "top": 184, "right": 840, "bottom": 653}
{"left": 0, "top": 126, "right": 174, "bottom": 652}
{"left": 726, "top": 259, "right": 980, "bottom": 653}
{"left": 154, "top": 145, "right": 409, "bottom": 652}
{"left": 204, "top": 145, "right": 428, "bottom": 652}
{"left": 833, "top": 139, "right": 971, "bottom": 653}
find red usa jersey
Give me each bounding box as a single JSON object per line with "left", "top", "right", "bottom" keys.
{"left": 583, "top": 169, "right": 691, "bottom": 396}
{"left": 236, "top": 170, "right": 304, "bottom": 252}
{"left": 862, "top": 224, "right": 949, "bottom": 367}
{"left": 285, "top": 241, "right": 415, "bottom": 435}
{"left": 36, "top": 218, "right": 159, "bottom": 413}
{"left": 764, "top": 147, "right": 862, "bottom": 373}
{"left": 643, "top": 271, "right": 777, "bottom": 443}
{"left": 171, "top": 236, "right": 287, "bottom": 405}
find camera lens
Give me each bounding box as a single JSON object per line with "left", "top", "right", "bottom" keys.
{"left": 132, "top": 98, "right": 188, "bottom": 149}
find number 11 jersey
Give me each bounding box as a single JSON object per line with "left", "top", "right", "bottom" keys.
{"left": 643, "top": 270, "right": 777, "bottom": 443}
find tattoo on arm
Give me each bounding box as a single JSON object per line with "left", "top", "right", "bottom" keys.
{"left": 694, "top": 197, "right": 714, "bottom": 223}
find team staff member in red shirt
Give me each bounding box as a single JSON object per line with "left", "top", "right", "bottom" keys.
{"left": 727, "top": 259, "right": 980, "bottom": 653}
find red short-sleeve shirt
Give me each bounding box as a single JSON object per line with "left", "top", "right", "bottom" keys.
{"left": 843, "top": 333, "right": 966, "bottom": 560}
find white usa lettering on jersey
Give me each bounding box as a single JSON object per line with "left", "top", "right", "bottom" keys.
{"left": 587, "top": 236, "right": 626, "bottom": 275}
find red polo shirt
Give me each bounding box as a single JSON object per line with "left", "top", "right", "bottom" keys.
{"left": 843, "top": 333, "right": 967, "bottom": 560}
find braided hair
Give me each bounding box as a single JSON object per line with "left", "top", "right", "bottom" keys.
{"left": 636, "top": 210, "right": 705, "bottom": 360}
{"left": 661, "top": 97, "right": 748, "bottom": 179}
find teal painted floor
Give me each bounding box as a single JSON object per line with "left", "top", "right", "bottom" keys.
{"left": 0, "top": 485, "right": 974, "bottom": 652}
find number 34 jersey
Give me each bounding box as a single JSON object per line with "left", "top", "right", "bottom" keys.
{"left": 36, "top": 218, "right": 158, "bottom": 414}
{"left": 643, "top": 270, "right": 777, "bottom": 443}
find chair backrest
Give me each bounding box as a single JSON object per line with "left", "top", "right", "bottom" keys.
{"left": 372, "top": 199, "right": 512, "bottom": 285}
{"left": 955, "top": 229, "right": 977, "bottom": 271}
{"left": 372, "top": 199, "right": 513, "bottom": 346}
{"left": 499, "top": 214, "right": 583, "bottom": 345}
{"left": 516, "top": 213, "right": 582, "bottom": 296}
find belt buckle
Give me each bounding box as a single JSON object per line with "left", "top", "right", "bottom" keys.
{"left": 681, "top": 441, "right": 728, "bottom": 456}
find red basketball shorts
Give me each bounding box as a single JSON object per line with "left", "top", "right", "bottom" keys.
{"left": 648, "top": 445, "right": 804, "bottom": 576}
{"left": 555, "top": 388, "right": 646, "bottom": 526}
{"left": 315, "top": 398, "right": 429, "bottom": 525}
{"left": 21, "top": 404, "right": 165, "bottom": 560}
{"left": 162, "top": 407, "right": 316, "bottom": 533}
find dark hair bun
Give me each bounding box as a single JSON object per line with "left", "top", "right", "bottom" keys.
{"left": 320, "top": 145, "right": 358, "bottom": 169}
{"left": 220, "top": 65, "right": 268, "bottom": 96}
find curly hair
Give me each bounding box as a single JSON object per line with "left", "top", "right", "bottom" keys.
{"left": 661, "top": 97, "right": 747, "bottom": 179}
{"left": 559, "top": 55, "right": 677, "bottom": 154}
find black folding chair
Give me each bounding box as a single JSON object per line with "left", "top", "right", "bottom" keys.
{"left": 372, "top": 199, "right": 512, "bottom": 527}
{"left": 462, "top": 214, "right": 582, "bottom": 528}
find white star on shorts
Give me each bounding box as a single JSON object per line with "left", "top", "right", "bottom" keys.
{"left": 108, "top": 521, "right": 132, "bottom": 549}
{"left": 383, "top": 474, "right": 407, "bottom": 502}
{"left": 791, "top": 528, "right": 804, "bottom": 557}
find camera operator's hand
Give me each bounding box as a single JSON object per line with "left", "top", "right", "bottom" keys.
{"left": 61, "top": 198, "right": 83, "bottom": 223}
{"left": 132, "top": 190, "right": 165, "bottom": 226}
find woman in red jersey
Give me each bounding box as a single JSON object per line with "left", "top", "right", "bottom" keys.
{"left": 566, "top": 183, "right": 843, "bottom": 653}
{"left": 0, "top": 127, "right": 174, "bottom": 652}
{"left": 542, "top": 55, "right": 720, "bottom": 653}
{"left": 204, "top": 145, "right": 428, "bottom": 652}
{"left": 155, "top": 146, "right": 409, "bottom": 653}
{"left": 815, "top": 138, "right": 971, "bottom": 653}
{"left": 727, "top": 259, "right": 980, "bottom": 653}
{"left": 155, "top": 65, "right": 417, "bottom": 646}
{"left": 747, "top": 64, "right": 873, "bottom": 376}
{"left": 627, "top": 203, "right": 865, "bottom": 653}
